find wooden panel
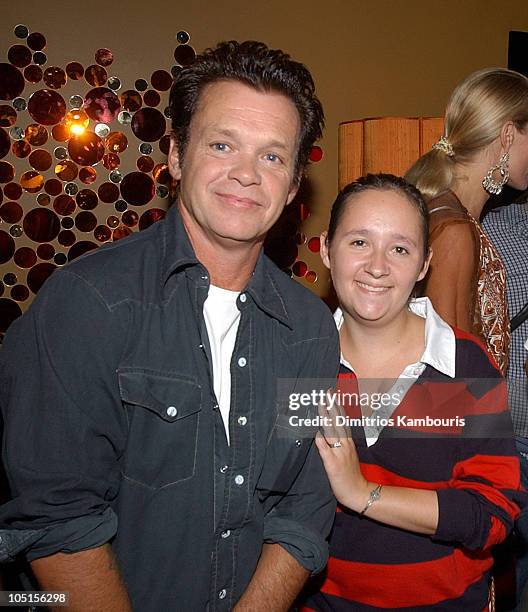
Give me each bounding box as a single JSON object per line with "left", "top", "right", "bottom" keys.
{"left": 338, "top": 116, "right": 444, "bottom": 190}
{"left": 338, "top": 121, "right": 364, "bottom": 190}
{"left": 364, "top": 118, "right": 421, "bottom": 177}
{"left": 420, "top": 117, "right": 445, "bottom": 155}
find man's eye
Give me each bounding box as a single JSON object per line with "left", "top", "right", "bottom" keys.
{"left": 264, "top": 153, "right": 281, "bottom": 163}
{"left": 394, "top": 246, "right": 409, "bottom": 255}
{"left": 212, "top": 143, "right": 229, "bottom": 152}
{"left": 351, "top": 240, "right": 365, "bottom": 247}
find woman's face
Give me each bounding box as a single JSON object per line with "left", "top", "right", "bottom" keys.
{"left": 507, "top": 126, "right": 528, "bottom": 191}
{"left": 321, "top": 188, "right": 431, "bottom": 327}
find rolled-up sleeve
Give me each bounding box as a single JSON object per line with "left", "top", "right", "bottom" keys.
{"left": 263, "top": 441, "right": 336, "bottom": 574}
{"left": 0, "top": 269, "right": 128, "bottom": 562}
{"left": 263, "top": 313, "right": 339, "bottom": 575}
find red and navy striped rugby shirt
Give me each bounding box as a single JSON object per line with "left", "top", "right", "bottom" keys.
{"left": 302, "top": 327, "right": 523, "bottom": 611}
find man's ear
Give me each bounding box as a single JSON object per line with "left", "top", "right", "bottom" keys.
{"left": 285, "top": 167, "right": 305, "bottom": 206}
{"left": 320, "top": 231, "right": 331, "bottom": 270}
{"left": 286, "top": 187, "right": 298, "bottom": 206}
{"left": 285, "top": 178, "right": 300, "bottom": 206}
{"left": 168, "top": 136, "right": 182, "bottom": 181}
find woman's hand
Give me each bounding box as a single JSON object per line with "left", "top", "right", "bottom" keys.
{"left": 315, "top": 394, "right": 371, "bottom": 511}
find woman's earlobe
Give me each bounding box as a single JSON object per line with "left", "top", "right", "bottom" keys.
{"left": 320, "top": 231, "right": 331, "bottom": 269}
{"left": 418, "top": 248, "right": 433, "bottom": 281}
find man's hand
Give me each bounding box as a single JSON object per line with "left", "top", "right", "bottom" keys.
{"left": 234, "top": 543, "right": 309, "bottom": 611}
{"left": 31, "top": 544, "right": 132, "bottom": 612}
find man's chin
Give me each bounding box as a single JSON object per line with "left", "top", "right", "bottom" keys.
{"left": 214, "top": 228, "right": 266, "bottom": 247}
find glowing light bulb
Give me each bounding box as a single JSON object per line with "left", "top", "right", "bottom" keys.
{"left": 70, "top": 124, "right": 86, "bottom": 135}
{"left": 65, "top": 109, "right": 89, "bottom": 137}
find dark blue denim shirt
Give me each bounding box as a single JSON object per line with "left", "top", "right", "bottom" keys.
{"left": 0, "top": 204, "right": 339, "bottom": 611}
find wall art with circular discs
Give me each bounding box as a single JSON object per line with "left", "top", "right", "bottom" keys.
{"left": 0, "top": 25, "right": 324, "bottom": 339}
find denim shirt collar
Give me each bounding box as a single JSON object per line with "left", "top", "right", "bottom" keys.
{"left": 159, "top": 204, "right": 292, "bottom": 329}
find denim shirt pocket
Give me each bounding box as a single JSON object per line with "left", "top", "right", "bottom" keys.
{"left": 118, "top": 369, "right": 202, "bottom": 489}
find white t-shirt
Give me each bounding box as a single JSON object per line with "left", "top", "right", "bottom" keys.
{"left": 203, "top": 284, "right": 241, "bottom": 444}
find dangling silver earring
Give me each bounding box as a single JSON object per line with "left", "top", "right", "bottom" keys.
{"left": 482, "top": 153, "right": 510, "bottom": 195}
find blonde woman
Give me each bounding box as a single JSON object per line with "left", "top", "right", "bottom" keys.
{"left": 405, "top": 68, "right": 528, "bottom": 376}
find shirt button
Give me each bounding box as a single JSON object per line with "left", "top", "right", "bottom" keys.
{"left": 238, "top": 357, "right": 247, "bottom": 367}
{"left": 201, "top": 274, "right": 208, "bottom": 281}
{"left": 237, "top": 416, "right": 247, "bottom": 426}
{"left": 234, "top": 474, "right": 244, "bottom": 485}
{"left": 240, "top": 293, "right": 247, "bottom": 303}
{"left": 295, "top": 439, "right": 302, "bottom": 447}
{"left": 221, "top": 530, "right": 231, "bottom": 539}
{"left": 220, "top": 465, "right": 229, "bottom": 474}
{"left": 218, "top": 589, "right": 227, "bottom": 600}
{"left": 166, "top": 406, "right": 177, "bottom": 417}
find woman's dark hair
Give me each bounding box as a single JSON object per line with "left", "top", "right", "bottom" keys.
{"left": 169, "top": 40, "right": 324, "bottom": 181}
{"left": 327, "top": 173, "right": 429, "bottom": 257}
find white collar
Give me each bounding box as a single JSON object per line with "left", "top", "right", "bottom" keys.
{"left": 333, "top": 297, "right": 456, "bottom": 378}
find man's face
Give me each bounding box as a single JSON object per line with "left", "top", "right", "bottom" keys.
{"left": 168, "top": 80, "right": 301, "bottom": 249}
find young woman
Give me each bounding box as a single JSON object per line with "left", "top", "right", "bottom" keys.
{"left": 405, "top": 68, "right": 528, "bottom": 376}
{"left": 302, "top": 174, "right": 522, "bottom": 611}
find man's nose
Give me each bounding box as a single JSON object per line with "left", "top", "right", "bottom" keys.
{"left": 228, "top": 154, "right": 261, "bottom": 186}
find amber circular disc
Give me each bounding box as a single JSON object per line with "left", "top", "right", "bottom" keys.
{"left": 53, "top": 194, "right": 75, "bottom": 216}
{"left": 23, "top": 208, "right": 60, "bottom": 242}
{"left": 151, "top": 69, "right": 173, "bottom": 91}
{"left": 0, "top": 105, "right": 17, "bottom": 127}
{"left": 85, "top": 64, "right": 107, "bottom": 86}
{"left": 66, "top": 62, "right": 84, "bottom": 80}
{"left": 98, "top": 182, "right": 119, "bottom": 203}
{"left": 68, "top": 132, "right": 105, "bottom": 165}
{"left": 0, "top": 298, "right": 22, "bottom": 332}
{"left": 20, "top": 171, "right": 44, "bottom": 193}
{"left": 67, "top": 241, "right": 97, "bottom": 261}
{"left": 27, "top": 262, "right": 57, "bottom": 294}
{"left": 43, "top": 66, "right": 67, "bottom": 89}
{"left": 95, "top": 48, "right": 113, "bottom": 67}
{"left": 27, "top": 32, "right": 46, "bottom": 51}
{"left": 84, "top": 87, "right": 120, "bottom": 123}
{"left": 120, "top": 171, "right": 155, "bottom": 206}
{"left": 14, "top": 246, "right": 37, "bottom": 268}
{"left": 0, "top": 63, "right": 25, "bottom": 100}
{"left": 24, "top": 64, "right": 43, "bottom": 83}
{"left": 139, "top": 208, "right": 166, "bottom": 230}
{"left": 25, "top": 123, "right": 48, "bottom": 145}
{"left": 8, "top": 45, "right": 32, "bottom": 68}
{"left": 0, "top": 230, "right": 15, "bottom": 264}
{"left": 28, "top": 89, "right": 67, "bottom": 125}
{"left": 131, "top": 107, "right": 166, "bottom": 142}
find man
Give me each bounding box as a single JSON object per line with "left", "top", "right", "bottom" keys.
{"left": 0, "top": 41, "right": 339, "bottom": 611}
{"left": 482, "top": 196, "right": 528, "bottom": 611}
